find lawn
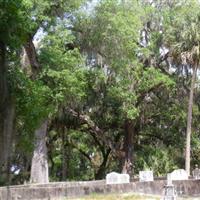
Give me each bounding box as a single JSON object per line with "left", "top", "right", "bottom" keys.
{"left": 70, "top": 193, "right": 160, "bottom": 200}
{"left": 68, "top": 193, "right": 200, "bottom": 200}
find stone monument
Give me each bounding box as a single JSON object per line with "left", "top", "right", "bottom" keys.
{"left": 163, "top": 173, "right": 177, "bottom": 200}
{"left": 139, "top": 170, "right": 154, "bottom": 182}
{"left": 170, "top": 169, "right": 188, "bottom": 180}
{"left": 106, "top": 172, "right": 130, "bottom": 184}
{"left": 192, "top": 164, "right": 200, "bottom": 180}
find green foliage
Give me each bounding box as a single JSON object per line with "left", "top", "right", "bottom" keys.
{"left": 135, "top": 146, "right": 178, "bottom": 176}
{"left": 0, "top": 0, "right": 31, "bottom": 46}
{"left": 3, "top": 0, "right": 200, "bottom": 184}
{"left": 21, "top": 0, "right": 86, "bottom": 32}
{"left": 39, "top": 22, "right": 87, "bottom": 108}
{"left": 9, "top": 67, "right": 52, "bottom": 138}
{"left": 191, "top": 133, "right": 200, "bottom": 166}
{"left": 49, "top": 129, "right": 95, "bottom": 181}
{"left": 76, "top": 0, "right": 143, "bottom": 67}
{"left": 163, "top": 0, "right": 200, "bottom": 59}
{"left": 138, "top": 67, "right": 174, "bottom": 92}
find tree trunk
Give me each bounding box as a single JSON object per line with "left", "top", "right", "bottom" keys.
{"left": 185, "top": 63, "right": 197, "bottom": 175}
{"left": 0, "top": 42, "right": 7, "bottom": 111}
{"left": 61, "top": 126, "right": 68, "bottom": 181}
{"left": 0, "top": 42, "right": 15, "bottom": 183}
{"left": 0, "top": 42, "right": 7, "bottom": 173}
{"left": 122, "top": 120, "right": 134, "bottom": 176}
{"left": 30, "top": 120, "right": 49, "bottom": 183}
{"left": 95, "top": 150, "right": 110, "bottom": 180}
{"left": 24, "top": 35, "right": 39, "bottom": 78}
{"left": 3, "top": 101, "right": 15, "bottom": 183}
{"left": 24, "top": 37, "right": 49, "bottom": 183}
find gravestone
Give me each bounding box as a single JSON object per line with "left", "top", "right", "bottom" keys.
{"left": 163, "top": 173, "right": 177, "bottom": 200}
{"left": 170, "top": 169, "right": 188, "bottom": 180}
{"left": 106, "top": 172, "right": 130, "bottom": 184}
{"left": 192, "top": 164, "right": 200, "bottom": 180}
{"left": 167, "top": 173, "right": 172, "bottom": 185}
{"left": 139, "top": 170, "right": 154, "bottom": 182}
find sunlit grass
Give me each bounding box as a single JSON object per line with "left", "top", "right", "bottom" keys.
{"left": 70, "top": 193, "right": 160, "bottom": 200}
{"left": 53, "top": 193, "right": 200, "bottom": 200}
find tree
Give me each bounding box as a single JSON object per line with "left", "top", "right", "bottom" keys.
{"left": 72, "top": 0, "right": 174, "bottom": 176}
{"left": 2, "top": 0, "right": 200, "bottom": 186}
{"left": 19, "top": 0, "right": 86, "bottom": 183}
{"left": 163, "top": 0, "right": 200, "bottom": 175}
{"left": 0, "top": 0, "right": 87, "bottom": 184}
{"left": 0, "top": 0, "right": 31, "bottom": 183}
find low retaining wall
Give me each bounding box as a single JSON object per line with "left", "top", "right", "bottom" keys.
{"left": 0, "top": 179, "right": 200, "bottom": 200}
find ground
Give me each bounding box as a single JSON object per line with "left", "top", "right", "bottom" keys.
{"left": 72, "top": 193, "right": 159, "bottom": 199}
{"left": 32, "top": 194, "right": 157, "bottom": 200}
{"left": 61, "top": 193, "right": 200, "bottom": 200}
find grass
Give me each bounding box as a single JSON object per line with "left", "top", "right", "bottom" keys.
{"left": 64, "top": 193, "right": 200, "bottom": 200}
{"left": 70, "top": 193, "right": 160, "bottom": 200}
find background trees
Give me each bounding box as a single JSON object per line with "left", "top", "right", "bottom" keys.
{"left": 163, "top": 0, "right": 200, "bottom": 175}
{"left": 1, "top": 0, "right": 200, "bottom": 185}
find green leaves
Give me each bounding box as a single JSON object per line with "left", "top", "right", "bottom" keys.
{"left": 135, "top": 146, "right": 178, "bottom": 176}
{"left": 10, "top": 68, "right": 52, "bottom": 133}
{"left": 38, "top": 21, "right": 87, "bottom": 110}
{"left": 76, "top": 0, "right": 143, "bottom": 68}
{"left": 138, "top": 67, "right": 174, "bottom": 92}
{"left": 163, "top": 0, "right": 200, "bottom": 63}
{"left": 45, "top": 68, "right": 86, "bottom": 103}
{"left": 4, "top": 0, "right": 200, "bottom": 183}
{"left": 0, "top": 0, "right": 31, "bottom": 47}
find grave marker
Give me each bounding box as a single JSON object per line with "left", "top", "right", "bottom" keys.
{"left": 170, "top": 169, "right": 188, "bottom": 180}
{"left": 106, "top": 172, "right": 130, "bottom": 184}
{"left": 139, "top": 170, "right": 154, "bottom": 182}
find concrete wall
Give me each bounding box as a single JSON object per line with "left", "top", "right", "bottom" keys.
{"left": 0, "top": 179, "right": 200, "bottom": 200}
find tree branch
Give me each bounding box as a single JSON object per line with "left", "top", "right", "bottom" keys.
{"left": 66, "top": 108, "right": 115, "bottom": 151}
{"left": 136, "top": 82, "right": 163, "bottom": 106}
{"left": 23, "top": 34, "right": 40, "bottom": 79}
{"left": 67, "top": 140, "right": 92, "bottom": 163}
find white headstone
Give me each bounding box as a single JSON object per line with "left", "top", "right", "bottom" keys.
{"left": 139, "top": 170, "right": 154, "bottom": 182}
{"left": 192, "top": 165, "right": 200, "bottom": 180}
{"left": 170, "top": 169, "right": 188, "bottom": 180}
{"left": 167, "top": 173, "right": 172, "bottom": 185}
{"left": 106, "top": 172, "right": 130, "bottom": 184}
